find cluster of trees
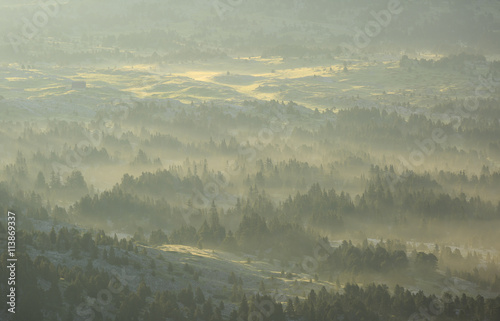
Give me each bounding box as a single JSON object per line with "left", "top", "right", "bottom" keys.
{"left": 5, "top": 95, "right": 500, "bottom": 215}
{"left": 0, "top": 226, "right": 202, "bottom": 320}
{"left": 0, "top": 252, "right": 58, "bottom": 320}
{"left": 318, "top": 240, "right": 409, "bottom": 275}
{"left": 280, "top": 183, "right": 351, "bottom": 228}
{"left": 248, "top": 158, "right": 327, "bottom": 190}
{"left": 361, "top": 166, "right": 500, "bottom": 219}
{"left": 119, "top": 169, "right": 203, "bottom": 198}
{"left": 400, "top": 53, "right": 487, "bottom": 72}
{"left": 6, "top": 29, "right": 228, "bottom": 64}
{"left": 70, "top": 185, "right": 173, "bottom": 228}
{"left": 438, "top": 246, "right": 500, "bottom": 292}
{"left": 147, "top": 200, "right": 318, "bottom": 262}
{"left": 280, "top": 283, "right": 500, "bottom": 321}
{"left": 2, "top": 245, "right": 499, "bottom": 320}
{"left": 0, "top": 247, "right": 222, "bottom": 321}
{"left": 436, "top": 167, "right": 500, "bottom": 193}
{"left": 1, "top": 193, "right": 500, "bottom": 321}
{"left": 20, "top": 166, "right": 497, "bottom": 273}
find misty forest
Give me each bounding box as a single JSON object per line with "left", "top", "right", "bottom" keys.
{"left": 1, "top": 0, "right": 500, "bottom": 320}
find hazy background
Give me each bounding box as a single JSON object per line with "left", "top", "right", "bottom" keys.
{"left": 1, "top": 1, "right": 500, "bottom": 321}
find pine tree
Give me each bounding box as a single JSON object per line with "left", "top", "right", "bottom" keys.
{"left": 286, "top": 299, "right": 295, "bottom": 318}
{"left": 137, "top": 280, "right": 151, "bottom": 301}
{"left": 35, "top": 171, "right": 47, "bottom": 189}
{"left": 228, "top": 271, "right": 236, "bottom": 284}
{"left": 195, "top": 286, "right": 205, "bottom": 304}
{"left": 238, "top": 295, "right": 249, "bottom": 321}
{"left": 203, "top": 297, "right": 214, "bottom": 320}
{"left": 49, "top": 227, "right": 56, "bottom": 246}
{"left": 259, "top": 280, "right": 266, "bottom": 293}
{"left": 228, "top": 309, "right": 238, "bottom": 321}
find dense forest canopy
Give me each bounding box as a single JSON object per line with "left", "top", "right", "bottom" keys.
{"left": 1, "top": 0, "right": 500, "bottom": 320}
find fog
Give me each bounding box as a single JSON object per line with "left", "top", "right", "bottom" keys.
{"left": 1, "top": 1, "right": 500, "bottom": 320}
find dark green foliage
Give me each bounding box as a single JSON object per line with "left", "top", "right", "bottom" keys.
{"left": 318, "top": 240, "right": 409, "bottom": 275}
{"left": 415, "top": 252, "right": 438, "bottom": 272}
{"left": 0, "top": 228, "right": 499, "bottom": 321}
{"left": 149, "top": 229, "right": 169, "bottom": 245}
